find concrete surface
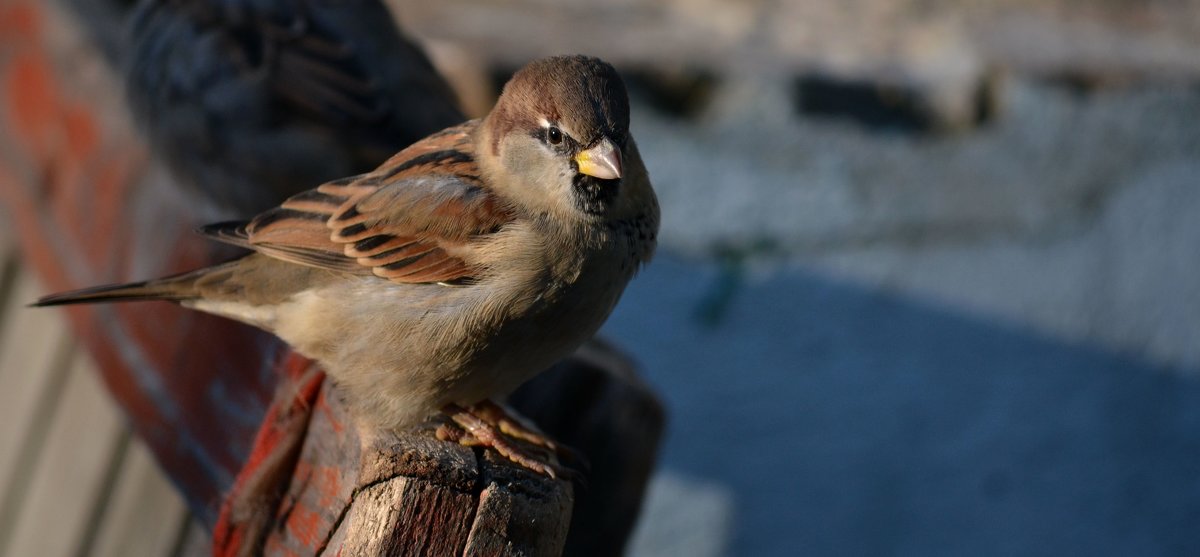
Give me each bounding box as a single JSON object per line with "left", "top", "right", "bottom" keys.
{"left": 607, "top": 54, "right": 1200, "bottom": 557}
{"left": 394, "top": 0, "right": 1200, "bottom": 80}
{"left": 606, "top": 255, "right": 1200, "bottom": 556}
{"left": 634, "top": 79, "right": 1200, "bottom": 371}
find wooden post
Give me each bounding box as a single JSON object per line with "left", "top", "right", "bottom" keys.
{"left": 216, "top": 339, "right": 663, "bottom": 557}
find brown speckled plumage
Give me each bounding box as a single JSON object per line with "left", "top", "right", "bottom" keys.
{"left": 35, "top": 56, "right": 659, "bottom": 473}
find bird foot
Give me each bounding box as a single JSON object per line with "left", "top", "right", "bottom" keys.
{"left": 438, "top": 402, "right": 585, "bottom": 482}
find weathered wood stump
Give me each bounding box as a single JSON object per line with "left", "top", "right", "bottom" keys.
{"left": 217, "top": 339, "right": 663, "bottom": 557}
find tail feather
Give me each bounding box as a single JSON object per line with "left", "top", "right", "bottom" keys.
{"left": 197, "top": 221, "right": 254, "bottom": 249}
{"left": 32, "top": 276, "right": 198, "bottom": 307}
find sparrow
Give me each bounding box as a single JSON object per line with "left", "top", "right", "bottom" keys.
{"left": 36, "top": 55, "right": 659, "bottom": 478}
{"left": 126, "top": 0, "right": 465, "bottom": 213}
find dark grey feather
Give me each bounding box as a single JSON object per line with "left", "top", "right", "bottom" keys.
{"left": 125, "top": 0, "right": 466, "bottom": 213}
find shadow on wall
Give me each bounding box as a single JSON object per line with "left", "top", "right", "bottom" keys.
{"left": 603, "top": 254, "right": 1200, "bottom": 557}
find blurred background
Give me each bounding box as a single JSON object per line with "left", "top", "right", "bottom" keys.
{"left": 1, "top": 0, "right": 1198, "bottom": 555}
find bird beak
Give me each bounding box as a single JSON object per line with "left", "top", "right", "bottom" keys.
{"left": 574, "top": 138, "right": 622, "bottom": 180}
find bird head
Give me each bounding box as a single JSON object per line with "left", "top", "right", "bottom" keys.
{"left": 481, "top": 55, "right": 645, "bottom": 221}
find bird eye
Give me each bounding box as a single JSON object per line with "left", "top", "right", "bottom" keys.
{"left": 546, "top": 126, "right": 563, "bottom": 145}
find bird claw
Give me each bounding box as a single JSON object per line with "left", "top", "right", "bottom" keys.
{"left": 439, "top": 402, "right": 587, "bottom": 483}
{"left": 471, "top": 400, "right": 592, "bottom": 472}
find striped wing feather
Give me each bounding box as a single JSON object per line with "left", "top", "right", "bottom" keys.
{"left": 211, "top": 121, "right": 513, "bottom": 283}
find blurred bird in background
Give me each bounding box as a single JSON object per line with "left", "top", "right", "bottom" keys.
{"left": 124, "top": 0, "right": 464, "bottom": 214}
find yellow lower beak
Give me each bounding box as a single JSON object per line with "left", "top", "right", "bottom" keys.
{"left": 574, "top": 139, "right": 622, "bottom": 180}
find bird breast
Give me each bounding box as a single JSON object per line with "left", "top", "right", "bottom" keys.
{"left": 265, "top": 218, "right": 640, "bottom": 428}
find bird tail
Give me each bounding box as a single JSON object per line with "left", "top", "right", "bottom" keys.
{"left": 31, "top": 270, "right": 203, "bottom": 307}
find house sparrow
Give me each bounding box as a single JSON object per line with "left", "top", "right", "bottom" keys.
{"left": 36, "top": 55, "right": 659, "bottom": 478}
{"left": 126, "top": 0, "right": 464, "bottom": 213}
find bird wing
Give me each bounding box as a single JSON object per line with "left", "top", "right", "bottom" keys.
{"left": 204, "top": 122, "right": 514, "bottom": 284}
